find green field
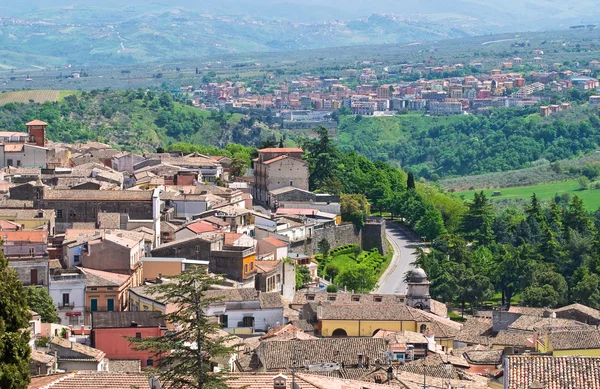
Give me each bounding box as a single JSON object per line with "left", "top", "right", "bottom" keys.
{"left": 457, "top": 179, "right": 600, "bottom": 211}
{"left": 0, "top": 90, "right": 77, "bottom": 105}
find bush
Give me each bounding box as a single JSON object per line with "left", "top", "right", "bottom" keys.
{"left": 326, "top": 284, "right": 338, "bottom": 293}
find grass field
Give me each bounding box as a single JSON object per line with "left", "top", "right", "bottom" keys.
{"left": 0, "top": 90, "right": 77, "bottom": 105}
{"left": 457, "top": 179, "right": 600, "bottom": 211}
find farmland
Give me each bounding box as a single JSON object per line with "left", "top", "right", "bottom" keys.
{"left": 456, "top": 179, "right": 600, "bottom": 211}
{"left": 0, "top": 90, "right": 77, "bottom": 105}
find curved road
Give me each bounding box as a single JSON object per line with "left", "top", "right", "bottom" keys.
{"left": 376, "top": 221, "right": 421, "bottom": 294}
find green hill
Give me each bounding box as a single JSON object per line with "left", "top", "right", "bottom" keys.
{"left": 0, "top": 90, "right": 279, "bottom": 151}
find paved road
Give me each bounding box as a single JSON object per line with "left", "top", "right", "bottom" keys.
{"left": 376, "top": 221, "right": 421, "bottom": 294}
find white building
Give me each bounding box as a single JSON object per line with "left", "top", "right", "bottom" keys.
{"left": 49, "top": 269, "right": 87, "bottom": 326}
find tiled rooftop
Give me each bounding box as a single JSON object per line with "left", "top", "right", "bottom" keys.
{"left": 506, "top": 355, "right": 600, "bottom": 389}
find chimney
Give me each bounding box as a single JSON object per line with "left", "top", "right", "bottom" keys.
{"left": 316, "top": 301, "right": 323, "bottom": 320}
{"left": 273, "top": 374, "right": 287, "bottom": 389}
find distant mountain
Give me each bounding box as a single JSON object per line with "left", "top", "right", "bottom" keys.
{"left": 0, "top": 1, "right": 598, "bottom": 68}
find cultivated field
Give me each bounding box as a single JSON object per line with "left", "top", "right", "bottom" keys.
{"left": 0, "top": 90, "right": 76, "bottom": 105}
{"left": 456, "top": 180, "right": 600, "bottom": 211}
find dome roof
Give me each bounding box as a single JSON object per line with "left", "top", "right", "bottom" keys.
{"left": 409, "top": 267, "right": 428, "bottom": 283}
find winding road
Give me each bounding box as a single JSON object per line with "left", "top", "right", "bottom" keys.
{"left": 376, "top": 221, "right": 421, "bottom": 294}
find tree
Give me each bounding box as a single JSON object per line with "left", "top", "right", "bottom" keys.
{"left": 0, "top": 252, "right": 31, "bottom": 389}
{"left": 229, "top": 154, "right": 247, "bottom": 179}
{"left": 461, "top": 191, "right": 495, "bottom": 245}
{"left": 340, "top": 193, "right": 369, "bottom": 229}
{"left": 296, "top": 265, "right": 312, "bottom": 289}
{"left": 579, "top": 176, "right": 591, "bottom": 190}
{"left": 407, "top": 172, "right": 416, "bottom": 190}
{"left": 415, "top": 205, "right": 447, "bottom": 241}
{"left": 336, "top": 263, "right": 377, "bottom": 293}
{"left": 128, "top": 267, "right": 236, "bottom": 389}
{"left": 25, "top": 287, "right": 59, "bottom": 323}
{"left": 317, "top": 239, "right": 331, "bottom": 258}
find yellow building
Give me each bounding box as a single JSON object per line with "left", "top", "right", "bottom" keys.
{"left": 316, "top": 302, "right": 458, "bottom": 352}
{"left": 0, "top": 209, "right": 55, "bottom": 235}
{"left": 537, "top": 328, "right": 600, "bottom": 356}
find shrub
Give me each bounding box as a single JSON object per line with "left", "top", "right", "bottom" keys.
{"left": 326, "top": 284, "right": 338, "bottom": 293}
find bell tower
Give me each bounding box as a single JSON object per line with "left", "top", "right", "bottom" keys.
{"left": 407, "top": 267, "right": 431, "bottom": 312}
{"left": 26, "top": 119, "right": 47, "bottom": 147}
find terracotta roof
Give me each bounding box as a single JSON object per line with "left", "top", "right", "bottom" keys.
{"left": 79, "top": 267, "right": 130, "bottom": 287}
{"left": 28, "top": 371, "right": 150, "bottom": 389}
{"left": 224, "top": 232, "right": 243, "bottom": 245}
{"left": 555, "top": 303, "right": 600, "bottom": 322}
{"left": 259, "top": 147, "right": 303, "bottom": 153}
{"left": 50, "top": 337, "right": 105, "bottom": 361}
{"left": 292, "top": 291, "right": 405, "bottom": 306}
{"left": 373, "top": 330, "right": 428, "bottom": 345}
{"left": 26, "top": 120, "right": 48, "bottom": 126}
{"left": 508, "top": 316, "right": 584, "bottom": 331}
{"left": 263, "top": 155, "right": 289, "bottom": 165}
{"left": 31, "top": 349, "right": 55, "bottom": 365}
{"left": 258, "top": 338, "right": 387, "bottom": 370}
{"left": 260, "top": 324, "right": 317, "bottom": 342}
{"left": 320, "top": 303, "right": 418, "bottom": 321}
{"left": 505, "top": 355, "right": 600, "bottom": 389}
{"left": 255, "top": 260, "right": 280, "bottom": 274}
{"left": 96, "top": 213, "right": 121, "bottom": 229}
{"left": 262, "top": 236, "right": 288, "bottom": 248}
{"left": 454, "top": 317, "right": 493, "bottom": 345}
{"left": 181, "top": 220, "right": 220, "bottom": 234}
{"left": 462, "top": 349, "right": 503, "bottom": 365}
{"left": 226, "top": 372, "right": 319, "bottom": 389}
{"left": 491, "top": 330, "right": 535, "bottom": 347}
{"left": 0, "top": 230, "right": 48, "bottom": 243}
{"left": 0, "top": 219, "right": 23, "bottom": 230}
{"left": 508, "top": 306, "right": 549, "bottom": 317}
{"left": 546, "top": 328, "right": 600, "bottom": 350}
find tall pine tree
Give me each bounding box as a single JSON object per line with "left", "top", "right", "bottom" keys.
{"left": 0, "top": 252, "right": 31, "bottom": 389}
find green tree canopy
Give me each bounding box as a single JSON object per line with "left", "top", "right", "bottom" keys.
{"left": 25, "top": 287, "right": 59, "bottom": 324}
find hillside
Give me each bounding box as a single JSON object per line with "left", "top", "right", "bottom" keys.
{"left": 0, "top": 1, "right": 599, "bottom": 68}
{"left": 0, "top": 90, "right": 279, "bottom": 151}
{"left": 336, "top": 105, "right": 600, "bottom": 179}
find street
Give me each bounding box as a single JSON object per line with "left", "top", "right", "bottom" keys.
{"left": 376, "top": 221, "right": 421, "bottom": 294}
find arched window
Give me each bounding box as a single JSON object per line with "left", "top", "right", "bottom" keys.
{"left": 419, "top": 324, "right": 427, "bottom": 333}
{"left": 332, "top": 328, "right": 348, "bottom": 337}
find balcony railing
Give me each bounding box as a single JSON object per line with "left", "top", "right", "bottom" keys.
{"left": 57, "top": 302, "right": 75, "bottom": 309}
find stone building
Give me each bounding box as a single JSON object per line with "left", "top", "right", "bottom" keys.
{"left": 253, "top": 148, "right": 309, "bottom": 204}
{"left": 0, "top": 120, "right": 48, "bottom": 168}
{"left": 406, "top": 267, "right": 431, "bottom": 312}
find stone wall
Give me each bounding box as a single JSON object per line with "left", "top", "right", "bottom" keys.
{"left": 362, "top": 219, "right": 387, "bottom": 255}
{"left": 289, "top": 221, "right": 387, "bottom": 256}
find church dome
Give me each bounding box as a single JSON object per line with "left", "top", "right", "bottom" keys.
{"left": 409, "top": 268, "right": 428, "bottom": 283}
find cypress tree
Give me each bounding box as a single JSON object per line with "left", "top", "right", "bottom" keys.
{"left": 0, "top": 252, "right": 31, "bottom": 389}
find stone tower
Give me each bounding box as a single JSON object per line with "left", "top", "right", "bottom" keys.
{"left": 406, "top": 267, "right": 431, "bottom": 312}
{"left": 26, "top": 119, "right": 47, "bottom": 147}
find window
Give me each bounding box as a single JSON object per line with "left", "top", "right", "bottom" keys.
{"left": 68, "top": 209, "right": 76, "bottom": 219}
{"left": 242, "top": 316, "right": 254, "bottom": 328}
{"left": 106, "top": 287, "right": 114, "bottom": 291}
{"left": 306, "top": 294, "right": 315, "bottom": 301}
{"left": 244, "top": 264, "right": 248, "bottom": 274}
{"left": 90, "top": 299, "right": 98, "bottom": 312}
{"left": 352, "top": 295, "right": 361, "bottom": 302}
{"left": 74, "top": 255, "right": 81, "bottom": 264}
{"left": 62, "top": 293, "right": 70, "bottom": 307}
{"left": 16, "top": 160, "right": 21, "bottom": 167}
{"left": 373, "top": 296, "right": 383, "bottom": 303}
{"left": 107, "top": 298, "right": 115, "bottom": 312}
{"left": 143, "top": 306, "right": 148, "bottom": 311}
{"left": 56, "top": 210, "right": 63, "bottom": 219}
{"left": 250, "top": 262, "right": 254, "bottom": 271}
{"left": 90, "top": 287, "right": 97, "bottom": 291}
{"left": 146, "top": 359, "right": 153, "bottom": 367}
{"left": 195, "top": 245, "right": 200, "bottom": 253}
{"left": 328, "top": 295, "right": 337, "bottom": 301}
{"left": 136, "top": 332, "right": 142, "bottom": 340}
{"left": 6, "top": 159, "right": 12, "bottom": 167}
{"left": 29, "top": 247, "right": 35, "bottom": 256}
{"left": 290, "top": 180, "right": 293, "bottom": 186}
{"left": 219, "top": 315, "right": 228, "bottom": 327}
{"left": 30, "top": 269, "right": 38, "bottom": 286}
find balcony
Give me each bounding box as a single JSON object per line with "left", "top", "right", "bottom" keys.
{"left": 57, "top": 302, "right": 75, "bottom": 309}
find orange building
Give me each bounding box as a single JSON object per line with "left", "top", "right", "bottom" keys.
{"left": 80, "top": 267, "right": 137, "bottom": 325}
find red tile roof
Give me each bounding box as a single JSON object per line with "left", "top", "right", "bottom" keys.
{"left": 506, "top": 355, "right": 600, "bottom": 389}
{"left": 0, "top": 219, "right": 22, "bottom": 230}
{"left": 28, "top": 372, "right": 150, "bottom": 389}
{"left": 4, "top": 144, "right": 25, "bottom": 152}
{"left": 183, "top": 220, "right": 219, "bottom": 234}
{"left": 0, "top": 230, "right": 48, "bottom": 243}
{"left": 224, "top": 232, "right": 243, "bottom": 245}
{"left": 26, "top": 119, "right": 48, "bottom": 126}
{"left": 262, "top": 155, "right": 289, "bottom": 165}
{"left": 262, "top": 236, "right": 288, "bottom": 248}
